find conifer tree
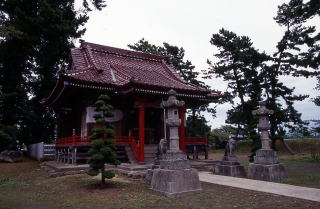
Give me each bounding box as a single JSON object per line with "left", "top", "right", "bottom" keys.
{"left": 87, "top": 94, "right": 120, "bottom": 185}
{"left": 264, "top": 0, "right": 320, "bottom": 151}
{"left": 275, "top": 0, "right": 320, "bottom": 135}
{"left": 205, "top": 29, "right": 268, "bottom": 159}
{"left": 314, "top": 77, "right": 320, "bottom": 133}
{"left": 315, "top": 77, "right": 320, "bottom": 107}
{"left": 0, "top": 0, "right": 106, "bottom": 147}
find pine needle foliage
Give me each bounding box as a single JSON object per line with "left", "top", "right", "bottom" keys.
{"left": 87, "top": 94, "right": 120, "bottom": 185}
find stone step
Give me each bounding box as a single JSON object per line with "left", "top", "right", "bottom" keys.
{"left": 144, "top": 152, "right": 156, "bottom": 156}
{"left": 144, "top": 148, "right": 158, "bottom": 152}
{"left": 144, "top": 150, "right": 157, "bottom": 154}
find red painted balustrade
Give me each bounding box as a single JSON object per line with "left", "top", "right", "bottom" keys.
{"left": 183, "top": 137, "right": 208, "bottom": 145}
{"left": 179, "top": 136, "right": 208, "bottom": 152}
{"left": 56, "top": 135, "right": 207, "bottom": 162}
{"left": 56, "top": 135, "right": 139, "bottom": 160}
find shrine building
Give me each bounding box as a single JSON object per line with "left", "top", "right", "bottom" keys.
{"left": 42, "top": 40, "right": 220, "bottom": 164}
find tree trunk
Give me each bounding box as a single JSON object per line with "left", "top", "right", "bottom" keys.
{"left": 280, "top": 138, "right": 295, "bottom": 155}
{"left": 101, "top": 165, "right": 105, "bottom": 185}
{"left": 271, "top": 138, "right": 277, "bottom": 150}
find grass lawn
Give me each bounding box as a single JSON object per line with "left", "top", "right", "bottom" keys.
{"left": 279, "top": 154, "right": 320, "bottom": 188}
{"left": 1, "top": 158, "right": 320, "bottom": 209}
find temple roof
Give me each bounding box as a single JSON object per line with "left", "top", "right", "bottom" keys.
{"left": 42, "top": 40, "right": 221, "bottom": 105}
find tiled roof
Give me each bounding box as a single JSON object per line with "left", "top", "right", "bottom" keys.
{"left": 64, "top": 41, "right": 212, "bottom": 93}
{"left": 42, "top": 41, "right": 220, "bottom": 105}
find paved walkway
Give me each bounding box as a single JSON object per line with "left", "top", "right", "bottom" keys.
{"left": 199, "top": 172, "right": 320, "bottom": 202}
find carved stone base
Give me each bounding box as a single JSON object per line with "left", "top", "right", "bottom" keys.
{"left": 213, "top": 161, "right": 246, "bottom": 177}
{"left": 247, "top": 163, "right": 288, "bottom": 181}
{"left": 159, "top": 150, "right": 191, "bottom": 170}
{"left": 150, "top": 168, "right": 202, "bottom": 196}
{"left": 254, "top": 149, "right": 279, "bottom": 165}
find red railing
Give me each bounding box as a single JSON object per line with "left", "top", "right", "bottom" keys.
{"left": 56, "top": 135, "right": 207, "bottom": 162}
{"left": 183, "top": 137, "right": 208, "bottom": 145}
{"left": 56, "top": 135, "right": 139, "bottom": 160}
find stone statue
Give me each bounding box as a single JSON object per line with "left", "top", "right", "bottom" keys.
{"left": 224, "top": 136, "right": 236, "bottom": 158}
{"left": 213, "top": 135, "right": 245, "bottom": 177}
{"left": 154, "top": 138, "right": 167, "bottom": 165}
{"left": 158, "top": 138, "right": 167, "bottom": 156}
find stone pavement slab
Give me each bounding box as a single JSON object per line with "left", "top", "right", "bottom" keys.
{"left": 199, "top": 172, "right": 320, "bottom": 202}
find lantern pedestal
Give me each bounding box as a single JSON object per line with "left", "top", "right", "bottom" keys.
{"left": 247, "top": 163, "right": 287, "bottom": 181}
{"left": 151, "top": 168, "right": 201, "bottom": 197}
{"left": 213, "top": 160, "right": 246, "bottom": 178}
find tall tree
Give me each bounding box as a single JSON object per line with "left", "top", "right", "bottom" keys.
{"left": 204, "top": 29, "right": 268, "bottom": 158}
{"left": 266, "top": 0, "right": 320, "bottom": 151}
{"left": 314, "top": 77, "right": 320, "bottom": 134}
{"left": 0, "top": 0, "right": 106, "bottom": 147}
{"left": 315, "top": 77, "right": 320, "bottom": 107}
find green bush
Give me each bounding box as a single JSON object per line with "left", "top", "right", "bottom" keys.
{"left": 87, "top": 94, "right": 120, "bottom": 185}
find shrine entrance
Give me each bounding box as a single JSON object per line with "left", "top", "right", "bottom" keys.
{"left": 125, "top": 107, "right": 164, "bottom": 144}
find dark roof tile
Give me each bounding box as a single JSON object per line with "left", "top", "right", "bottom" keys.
{"left": 65, "top": 41, "right": 216, "bottom": 94}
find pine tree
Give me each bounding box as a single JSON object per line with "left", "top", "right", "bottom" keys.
{"left": 0, "top": 92, "right": 16, "bottom": 151}
{"left": 265, "top": 0, "right": 320, "bottom": 151}
{"left": 315, "top": 77, "right": 320, "bottom": 107}
{"left": 0, "top": 0, "right": 106, "bottom": 147}
{"left": 205, "top": 29, "right": 268, "bottom": 159}
{"left": 314, "top": 77, "right": 320, "bottom": 134}
{"left": 87, "top": 94, "right": 120, "bottom": 185}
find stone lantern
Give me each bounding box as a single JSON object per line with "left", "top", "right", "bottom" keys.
{"left": 212, "top": 135, "right": 246, "bottom": 177}
{"left": 248, "top": 101, "right": 287, "bottom": 181}
{"left": 150, "top": 90, "right": 201, "bottom": 196}
{"left": 159, "top": 89, "right": 189, "bottom": 169}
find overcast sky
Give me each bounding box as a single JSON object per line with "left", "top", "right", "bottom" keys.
{"left": 80, "top": 0, "right": 319, "bottom": 128}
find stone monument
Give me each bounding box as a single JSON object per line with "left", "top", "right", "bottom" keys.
{"left": 150, "top": 90, "right": 202, "bottom": 196}
{"left": 212, "top": 135, "right": 246, "bottom": 177}
{"left": 247, "top": 101, "right": 287, "bottom": 181}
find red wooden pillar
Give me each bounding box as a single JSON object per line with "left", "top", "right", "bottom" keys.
{"left": 179, "top": 108, "right": 186, "bottom": 152}
{"left": 138, "top": 105, "right": 145, "bottom": 162}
